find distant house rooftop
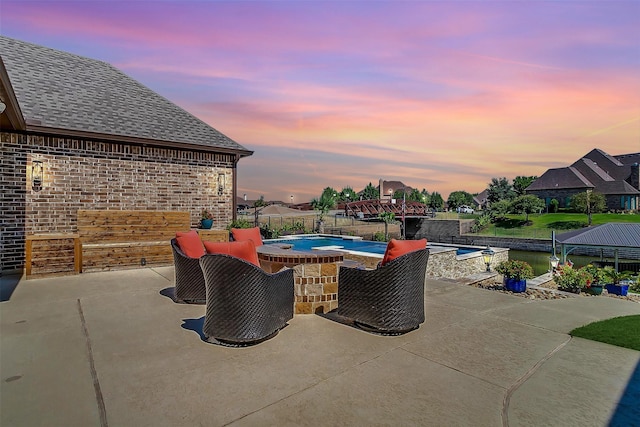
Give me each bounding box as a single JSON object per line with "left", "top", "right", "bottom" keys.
{"left": 525, "top": 148, "right": 639, "bottom": 211}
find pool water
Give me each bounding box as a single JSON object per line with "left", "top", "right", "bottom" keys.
{"left": 265, "top": 236, "right": 388, "bottom": 254}
{"left": 264, "top": 236, "right": 481, "bottom": 256}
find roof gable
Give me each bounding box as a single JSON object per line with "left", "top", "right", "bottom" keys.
{"left": 571, "top": 158, "right": 615, "bottom": 183}
{"left": 0, "top": 36, "right": 251, "bottom": 155}
{"left": 526, "top": 167, "right": 593, "bottom": 191}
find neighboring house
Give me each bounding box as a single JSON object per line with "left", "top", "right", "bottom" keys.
{"left": 377, "top": 179, "right": 414, "bottom": 202}
{"left": 526, "top": 148, "right": 640, "bottom": 211}
{"left": 0, "top": 36, "right": 252, "bottom": 273}
{"left": 473, "top": 189, "right": 489, "bottom": 210}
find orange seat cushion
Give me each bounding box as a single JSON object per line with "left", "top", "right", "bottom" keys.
{"left": 380, "top": 239, "right": 427, "bottom": 267}
{"left": 231, "top": 227, "right": 263, "bottom": 246}
{"left": 203, "top": 240, "right": 260, "bottom": 267}
{"left": 175, "top": 230, "right": 206, "bottom": 258}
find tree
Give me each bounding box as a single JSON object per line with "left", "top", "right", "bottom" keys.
{"left": 253, "top": 195, "right": 266, "bottom": 207}
{"left": 378, "top": 212, "right": 396, "bottom": 241}
{"left": 510, "top": 195, "right": 545, "bottom": 222}
{"left": 487, "top": 177, "right": 516, "bottom": 204}
{"left": 571, "top": 190, "right": 606, "bottom": 226}
{"left": 407, "top": 188, "right": 424, "bottom": 203}
{"left": 320, "top": 187, "right": 338, "bottom": 201}
{"left": 393, "top": 189, "right": 405, "bottom": 201}
{"left": 360, "top": 182, "right": 379, "bottom": 200}
{"left": 447, "top": 191, "right": 474, "bottom": 210}
{"left": 311, "top": 187, "right": 337, "bottom": 229}
{"left": 513, "top": 176, "right": 537, "bottom": 197}
{"left": 420, "top": 189, "right": 431, "bottom": 206}
{"left": 339, "top": 186, "right": 355, "bottom": 202}
{"left": 429, "top": 192, "right": 444, "bottom": 211}
{"left": 488, "top": 200, "right": 511, "bottom": 220}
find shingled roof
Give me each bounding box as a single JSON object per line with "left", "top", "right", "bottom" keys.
{"left": 526, "top": 167, "right": 593, "bottom": 191}
{"left": 526, "top": 148, "right": 639, "bottom": 196}
{"left": 0, "top": 36, "right": 252, "bottom": 156}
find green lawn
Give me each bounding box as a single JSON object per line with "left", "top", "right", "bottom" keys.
{"left": 570, "top": 315, "right": 640, "bottom": 351}
{"left": 471, "top": 212, "right": 640, "bottom": 238}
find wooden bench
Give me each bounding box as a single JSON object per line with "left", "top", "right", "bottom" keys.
{"left": 78, "top": 210, "right": 191, "bottom": 272}
{"left": 25, "top": 233, "right": 82, "bottom": 278}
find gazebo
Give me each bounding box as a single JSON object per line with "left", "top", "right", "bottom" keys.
{"left": 555, "top": 223, "right": 640, "bottom": 272}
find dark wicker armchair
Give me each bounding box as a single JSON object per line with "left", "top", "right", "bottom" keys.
{"left": 337, "top": 248, "right": 429, "bottom": 334}
{"left": 171, "top": 238, "right": 206, "bottom": 304}
{"left": 199, "top": 253, "right": 294, "bottom": 345}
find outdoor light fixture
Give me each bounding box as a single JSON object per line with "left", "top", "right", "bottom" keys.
{"left": 32, "top": 160, "right": 43, "bottom": 187}
{"left": 0, "top": 100, "right": 6, "bottom": 114}
{"left": 217, "top": 173, "right": 225, "bottom": 196}
{"left": 290, "top": 195, "right": 294, "bottom": 204}
{"left": 481, "top": 245, "right": 495, "bottom": 272}
{"left": 549, "top": 254, "right": 559, "bottom": 273}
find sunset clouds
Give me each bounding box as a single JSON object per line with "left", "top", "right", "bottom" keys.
{"left": 2, "top": 0, "right": 638, "bottom": 201}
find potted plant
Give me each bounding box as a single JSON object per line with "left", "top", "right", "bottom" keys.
{"left": 200, "top": 209, "right": 214, "bottom": 229}
{"left": 582, "top": 264, "right": 606, "bottom": 295}
{"left": 495, "top": 259, "right": 534, "bottom": 293}
{"left": 602, "top": 267, "right": 633, "bottom": 296}
{"left": 553, "top": 265, "right": 592, "bottom": 294}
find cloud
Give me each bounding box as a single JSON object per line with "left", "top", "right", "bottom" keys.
{"left": 2, "top": 0, "right": 638, "bottom": 201}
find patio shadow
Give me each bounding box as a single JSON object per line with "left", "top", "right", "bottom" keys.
{"left": 159, "top": 287, "right": 175, "bottom": 301}
{"left": 608, "top": 358, "right": 640, "bottom": 426}
{"left": 181, "top": 317, "right": 206, "bottom": 341}
{"left": 0, "top": 275, "right": 21, "bottom": 302}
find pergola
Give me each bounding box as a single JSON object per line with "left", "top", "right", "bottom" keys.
{"left": 555, "top": 223, "right": 640, "bottom": 272}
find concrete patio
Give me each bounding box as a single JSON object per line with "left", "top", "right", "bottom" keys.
{"left": 1, "top": 268, "right": 639, "bottom": 426}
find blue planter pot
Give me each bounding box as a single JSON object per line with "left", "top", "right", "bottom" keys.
{"left": 504, "top": 278, "right": 527, "bottom": 293}
{"left": 605, "top": 284, "right": 629, "bottom": 296}
{"left": 200, "top": 219, "right": 213, "bottom": 229}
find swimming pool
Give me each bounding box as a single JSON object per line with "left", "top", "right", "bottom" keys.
{"left": 265, "top": 235, "right": 388, "bottom": 254}
{"left": 264, "top": 235, "right": 482, "bottom": 257}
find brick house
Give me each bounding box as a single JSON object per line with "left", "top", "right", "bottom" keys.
{"left": 0, "top": 36, "right": 252, "bottom": 273}
{"left": 526, "top": 148, "right": 640, "bottom": 211}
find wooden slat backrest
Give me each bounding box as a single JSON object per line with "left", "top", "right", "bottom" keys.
{"left": 78, "top": 210, "right": 191, "bottom": 244}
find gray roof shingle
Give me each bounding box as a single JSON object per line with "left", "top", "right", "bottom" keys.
{"left": 526, "top": 167, "right": 593, "bottom": 191}
{"left": 0, "top": 36, "right": 251, "bottom": 155}
{"left": 526, "top": 148, "right": 640, "bottom": 195}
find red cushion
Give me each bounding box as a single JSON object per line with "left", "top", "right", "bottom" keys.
{"left": 380, "top": 239, "right": 427, "bottom": 267}
{"left": 203, "top": 240, "right": 260, "bottom": 267}
{"left": 231, "top": 227, "right": 263, "bottom": 246}
{"left": 175, "top": 230, "right": 205, "bottom": 258}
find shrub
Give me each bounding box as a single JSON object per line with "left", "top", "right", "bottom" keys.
{"left": 549, "top": 199, "right": 559, "bottom": 213}
{"left": 471, "top": 213, "right": 492, "bottom": 233}
{"left": 495, "top": 260, "right": 535, "bottom": 280}
{"left": 602, "top": 267, "right": 633, "bottom": 285}
{"left": 228, "top": 218, "right": 253, "bottom": 229}
{"left": 554, "top": 265, "right": 592, "bottom": 291}
{"left": 372, "top": 231, "right": 386, "bottom": 241}
{"left": 582, "top": 264, "right": 606, "bottom": 284}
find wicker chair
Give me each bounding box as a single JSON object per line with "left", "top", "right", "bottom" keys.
{"left": 337, "top": 248, "right": 429, "bottom": 334}
{"left": 199, "top": 253, "right": 294, "bottom": 346}
{"left": 170, "top": 238, "right": 206, "bottom": 304}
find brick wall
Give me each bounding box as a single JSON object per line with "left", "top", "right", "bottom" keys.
{"left": 1, "top": 132, "right": 236, "bottom": 273}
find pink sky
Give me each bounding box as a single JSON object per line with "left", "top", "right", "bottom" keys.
{"left": 2, "top": 1, "right": 639, "bottom": 202}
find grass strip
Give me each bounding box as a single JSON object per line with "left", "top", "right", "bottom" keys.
{"left": 570, "top": 315, "right": 640, "bottom": 351}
